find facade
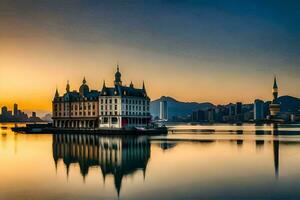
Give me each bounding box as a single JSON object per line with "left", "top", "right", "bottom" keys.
{"left": 52, "top": 78, "right": 100, "bottom": 129}
{"left": 52, "top": 66, "right": 151, "bottom": 129}
{"left": 159, "top": 100, "right": 168, "bottom": 120}
{"left": 99, "top": 66, "right": 151, "bottom": 128}
{"left": 254, "top": 99, "right": 264, "bottom": 121}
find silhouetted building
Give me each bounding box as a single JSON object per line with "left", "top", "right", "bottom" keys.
{"left": 206, "top": 108, "right": 215, "bottom": 122}
{"left": 254, "top": 99, "right": 264, "bottom": 121}
{"left": 1, "top": 106, "right": 9, "bottom": 117}
{"left": 13, "top": 103, "right": 19, "bottom": 117}
{"left": 235, "top": 102, "right": 242, "bottom": 115}
{"left": 192, "top": 109, "right": 205, "bottom": 122}
{"left": 229, "top": 104, "right": 235, "bottom": 116}
{"left": 0, "top": 105, "right": 30, "bottom": 122}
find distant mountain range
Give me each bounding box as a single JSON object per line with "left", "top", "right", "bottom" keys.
{"left": 150, "top": 96, "right": 215, "bottom": 119}
{"left": 150, "top": 95, "right": 300, "bottom": 120}
{"left": 275, "top": 95, "right": 300, "bottom": 113}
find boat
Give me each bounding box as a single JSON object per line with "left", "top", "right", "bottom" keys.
{"left": 11, "top": 123, "right": 52, "bottom": 133}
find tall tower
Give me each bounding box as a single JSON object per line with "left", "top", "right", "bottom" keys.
{"left": 13, "top": 103, "right": 18, "bottom": 117}
{"left": 269, "top": 76, "right": 280, "bottom": 117}
{"left": 160, "top": 100, "right": 168, "bottom": 121}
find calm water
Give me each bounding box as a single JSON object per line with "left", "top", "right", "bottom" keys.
{"left": 1, "top": 123, "right": 300, "bottom": 200}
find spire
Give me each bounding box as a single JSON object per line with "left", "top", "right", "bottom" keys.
{"left": 272, "top": 76, "right": 278, "bottom": 101}
{"left": 114, "top": 64, "right": 122, "bottom": 86}
{"left": 55, "top": 87, "right": 59, "bottom": 98}
{"left": 83, "top": 76, "right": 87, "bottom": 84}
{"left": 142, "top": 81, "right": 147, "bottom": 95}
{"left": 66, "top": 80, "right": 70, "bottom": 92}
{"left": 102, "top": 80, "right": 106, "bottom": 89}
{"left": 130, "top": 81, "right": 134, "bottom": 88}
{"left": 273, "top": 76, "right": 278, "bottom": 89}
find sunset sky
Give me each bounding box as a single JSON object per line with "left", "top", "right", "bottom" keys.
{"left": 0, "top": 0, "right": 300, "bottom": 114}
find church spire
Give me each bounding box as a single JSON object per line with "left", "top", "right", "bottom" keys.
{"left": 83, "top": 76, "right": 87, "bottom": 84}
{"left": 66, "top": 80, "right": 70, "bottom": 92}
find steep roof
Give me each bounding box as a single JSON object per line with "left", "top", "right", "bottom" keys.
{"left": 54, "top": 90, "right": 100, "bottom": 102}
{"left": 101, "top": 85, "right": 148, "bottom": 98}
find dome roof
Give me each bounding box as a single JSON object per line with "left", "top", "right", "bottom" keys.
{"left": 114, "top": 65, "right": 122, "bottom": 85}
{"left": 79, "top": 77, "right": 89, "bottom": 96}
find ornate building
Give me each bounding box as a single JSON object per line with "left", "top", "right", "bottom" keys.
{"left": 52, "top": 78, "right": 99, "bottom": 129}
{"left": 269, "top": 76, "right": 280, "bottom": 117}
{"left": 99, "top": 66, "right": 151, "bottom": 128}
{"left": 52, "top": 65, "right": 151, "bottom": 129}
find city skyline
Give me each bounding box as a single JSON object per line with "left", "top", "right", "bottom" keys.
{"left": 1, "top": 0, "right": 300, "bottom": 112}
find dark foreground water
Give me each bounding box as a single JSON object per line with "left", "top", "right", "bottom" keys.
{"left": 1, "top": 123, "right": 300, "bottom": 200}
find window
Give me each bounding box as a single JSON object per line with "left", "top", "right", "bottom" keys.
{"left": 109, "top": 99, "right": 112, "bottom": 104}
{"left": 115, "top": 99, "right": 117, "bottom": 103}
{"left": 105, "top": 99, "right": 108, "bottom": 104}
{"left": 115, "top": 105, "right": 117, "bottom": 110}
{"left": 101, "top": 99, "right": 103, "bottom": 104}
{"left": 112, "top": 117, "right": 118, "bottom": 124}
{"left": 115, "top": 111, "right": 118, "bottom": 115}
{"left": 103, "top": 117, "right": 108, "bottom": 123}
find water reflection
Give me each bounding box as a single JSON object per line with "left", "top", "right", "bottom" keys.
{"left": 2, "top": 123, "right": 300, "bottom": 199}
{"left": 52, "top": 134, "right": 150, "bottom": 196}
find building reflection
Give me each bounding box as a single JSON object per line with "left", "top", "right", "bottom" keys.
{"left": 52, "top": 134, "right": 150, "bottom": 196}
